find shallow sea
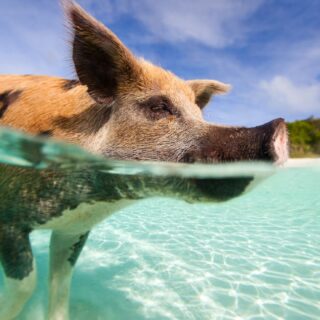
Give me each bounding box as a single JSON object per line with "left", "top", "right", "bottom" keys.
{"left": 0, "top": 128, "right": 319, "bottom": 320}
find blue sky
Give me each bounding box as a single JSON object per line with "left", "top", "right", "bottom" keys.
{"left": 0, "top": 0, "right": 319, "bottom": 126}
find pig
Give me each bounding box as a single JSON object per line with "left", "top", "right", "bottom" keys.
{"left": 0, "top": 1, "right": 289, "bottom": 319}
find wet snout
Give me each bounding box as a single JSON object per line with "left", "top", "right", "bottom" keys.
{"left": 255, "top": 118, "right": 289, "bottom": 165}
{"left": 184, "top": 118, "right": 289, "bottom": 164}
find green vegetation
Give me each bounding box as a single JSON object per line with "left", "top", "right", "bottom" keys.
{"left": 287, "top": 117, "right": 320, "bottom": 158}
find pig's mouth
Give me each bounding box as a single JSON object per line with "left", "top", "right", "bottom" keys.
{"left": 181, "top": 118, "right": 289, "bottom": 165}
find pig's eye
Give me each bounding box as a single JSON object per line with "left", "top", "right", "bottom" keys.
{"left": 139, "top": 95, "right": 177, "bottom": 121}
{"left": 150, "top": 102, "right": 172, "bottom": 115}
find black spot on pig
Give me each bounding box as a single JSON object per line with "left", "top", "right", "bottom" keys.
{"left": 0, "top": 90, "right": 22, "bottom": 118}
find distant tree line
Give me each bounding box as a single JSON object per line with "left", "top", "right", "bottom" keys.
{"left": 287, "top": 117, "right": 320, "bottom": 158}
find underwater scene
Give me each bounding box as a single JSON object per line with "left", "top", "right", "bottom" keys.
{"left": 0, "top": 127, "right": 319, "bottom": 320}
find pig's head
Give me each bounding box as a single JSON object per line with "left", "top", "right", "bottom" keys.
{"left": 64, "top": 1, "right": 288, "bottom": 165}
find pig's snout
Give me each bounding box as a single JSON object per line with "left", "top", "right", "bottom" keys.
{"left": 182, "top": 118, "right": 289, "bottom": 164}
{"left": 256, "top": 118, "right": 289, "bottom": 165}
{"left": 272, "top": 119, "right": 289, "bottom": 164}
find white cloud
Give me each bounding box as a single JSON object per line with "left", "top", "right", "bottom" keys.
{"left": 0, "top": 0, "right": 70, "bottom": 77}
{"left": 129, "top": 0, "right": 264, "bottom": 47}
{"left": 80, "top": 0, "right": 264, "bottom": 48}
{"left": 78, "top": 0, "right": 121, "bottom": 21}
{"left": 260, "top": 76, "right": 320, "bottom": 114}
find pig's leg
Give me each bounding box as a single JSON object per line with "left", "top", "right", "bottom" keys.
{"left": 48, "top": 230, "right": 89, "bottom": 320}
{"left": 0, "top": 228, "right": 36, "bottom": 320}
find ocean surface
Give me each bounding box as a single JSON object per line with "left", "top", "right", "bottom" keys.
{"left": 0, "top": 128, "right": 319, "bottom": 320}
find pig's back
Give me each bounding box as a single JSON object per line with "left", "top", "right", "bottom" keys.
{"left": 0, "top": 75, "right": 93, "bottom": 138}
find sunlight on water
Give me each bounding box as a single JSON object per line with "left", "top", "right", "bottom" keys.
{"left": 0, "top": 127, "right": 319, "bottom": 320}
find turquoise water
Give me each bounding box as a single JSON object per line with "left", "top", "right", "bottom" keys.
{"left": 0, "top": 128, "right": 319, "bottom": 319}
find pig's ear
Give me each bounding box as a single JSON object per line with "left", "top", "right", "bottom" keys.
{"left": 187, "top": 80, "right": 231, "bottom": 109}
{"left": 62, "top": 0, "right": 141, "bottom": 104}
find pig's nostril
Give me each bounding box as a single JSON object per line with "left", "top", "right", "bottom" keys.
{"left": 270, "top": 119, "right": 289, "bottom": 165}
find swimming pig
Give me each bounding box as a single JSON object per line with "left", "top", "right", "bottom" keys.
{"left": 0, "top": 1, "right": 288, "bottom": 319}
